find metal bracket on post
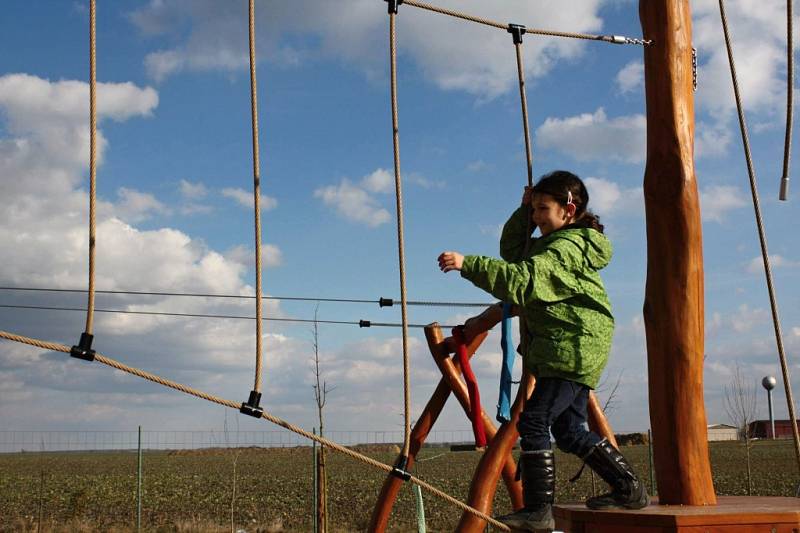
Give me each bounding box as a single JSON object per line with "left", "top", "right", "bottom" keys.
{"left": 385, "top": 0, "right": 403, "bottom": 14}
{"left": 508, "top": 23, "right": 527, "bottom": 45}
{"left": 240, "top": 390, "right": 263, "bottom": 418}
{"left": 70, "top": 332, "right": 96, "bottom": 362}
{"left": 390, "top": 454, "right": 411, "bottom": 481}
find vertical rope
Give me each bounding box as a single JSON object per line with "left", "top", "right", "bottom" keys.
{"left": 84, "top": 0, "right": 98, "bottom": 335}
{"left": 389, "top": 12, "right": 412, "bottom": 459}
{"left": 719, "top": 0, "right": 800, "bottom": 476}
{"left": 515, "top": 43, "right": 534, "bottom": 190}
{"left": 248, "top": 0, "right": 264, "bottom": 393}
{"left": 514, "top": 39, "right": 535, "bottom": 372}
{"left": 780, "top": 0, "right": 794, "bottom": 201}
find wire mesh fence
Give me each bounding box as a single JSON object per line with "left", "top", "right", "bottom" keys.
{"left": 0, "top": 429, "right": 475, "bottom": 453}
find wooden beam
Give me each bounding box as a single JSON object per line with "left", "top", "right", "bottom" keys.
{"left": 639, "top": 0, "right": 716, "bottom": 505}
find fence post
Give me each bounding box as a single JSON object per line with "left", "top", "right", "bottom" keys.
{"left": 313, "top": 427, "right": 318, "bottom": 533}
{"left": 137, "top": 425, "right": 142, "bottom": 532}
{"left": 413, "top": 484, "right": 426, "bottom": 533}
{"left": 647, "top": 429, "right": 654, "bottom": 495}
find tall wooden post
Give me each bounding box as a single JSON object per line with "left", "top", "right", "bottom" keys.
{"left": 640, "top": 0, "right": 716, "bottom": 505}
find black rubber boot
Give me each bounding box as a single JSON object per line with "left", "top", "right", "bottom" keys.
{"left": 584, "top": 438, "right": 649, "bottom": 510}
{"left": 497, "top": 449, "right": 555, "bottom": 532}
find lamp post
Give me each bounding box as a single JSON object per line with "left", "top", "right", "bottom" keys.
{"left": 762, "top": 376, "right": 777, "bottom": 439}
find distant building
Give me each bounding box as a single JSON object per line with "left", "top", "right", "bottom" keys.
{"left": 707, "top": 424, "right": 738, "bottom": 441}
{"left": 748, "top": 419, "right": 800, "bottom": 439}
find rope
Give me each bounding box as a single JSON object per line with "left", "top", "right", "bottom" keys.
{"left": 0, "top": 303, "right": 458, "bottom": 329}
{"left": 85, "top": 0, "right": 98, "bottom": 335}
{"left": 389, "top": 12, "right": 412, "bottom": 460}
{"left": 0, "top": 329, "right": 509, "bottom": 530}
{"left": 247, "top": 0, "right": 264, "bottom": 394}
{"left": 781, "top": 0, "right": 794, "bottom": 200}
{"left": 402, "top": 0, "right": 651, "bottom": 45}
{"left": 0, "top": 287, "right": 492, "bottom": 308}
{"left": 718, "top": 0, "right": 800, "bottom": 477}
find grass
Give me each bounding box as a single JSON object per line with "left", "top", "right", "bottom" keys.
{"left": 0, "top": 440, "right": 797, "bottom": 532}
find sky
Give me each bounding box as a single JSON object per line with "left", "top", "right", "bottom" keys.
{"left": 0, "top": 0, "right": 798, "bottom": 443}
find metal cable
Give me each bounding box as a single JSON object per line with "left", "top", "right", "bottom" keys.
{"left": 402, "top": 0, "right": 651, "bottom": 45}
{"left": 389, "top": 11, "right": 413, "bottom": 461}
{"left": 85, "top": 0, "right": 98, "bottom": 335}
{"left": 719, "top": 0, "right": 800, "bottom": 477}
{"left": 0, "top": 328, "right": 508, "bottom": 530}
{"left": 0, "top": 287, "right": 492, "bottom": 308}
{"left": 0, "top": 303, "right": 456, "bottom": 329}
{"left": 248, "top": 0, "right": 264, "bottom": 393}
{"left": 781, "top": 0, "right": 794, "bottom": 200}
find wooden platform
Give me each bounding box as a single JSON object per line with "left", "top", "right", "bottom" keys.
{"left": 554, "top": 496, "right": 800, "bottom": 533}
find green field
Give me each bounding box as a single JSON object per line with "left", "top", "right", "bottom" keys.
{"left": 1, "top": 440, "right": 797, "bottom": 532}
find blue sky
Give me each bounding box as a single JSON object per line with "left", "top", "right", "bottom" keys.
{"left": 0, "top": 0, "right": 798, "bottom": 439}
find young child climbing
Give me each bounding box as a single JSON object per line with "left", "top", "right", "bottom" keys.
{"left": 437, "top": 170, "right": 648, "bottom": 532}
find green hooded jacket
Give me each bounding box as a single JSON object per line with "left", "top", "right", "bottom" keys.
{"left": 460, "top": 206, "right": 614, "bottom": 389}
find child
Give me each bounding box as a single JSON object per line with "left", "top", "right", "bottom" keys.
{"left": 438, "top": 170, "right": 648, "bottom": 532}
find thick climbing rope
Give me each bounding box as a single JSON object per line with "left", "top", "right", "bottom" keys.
{"left": 780, "top": 0, "right": 794, "bottom": 201}
{"left": 84, "top": 0, "right": 98, "bottom": 336}
{"left": 248, "top": 0, "right": 265, "bottom": 397}
{"left": 0, "top": 286, "right": 492, "bottom": 308}
{"left": 402, "top": 0, "right": 652, "bottom": 46}
{"left": 718, "top": 0, "right": 800, "bottom": 476}
{"left": 0, "top": 329, "right": 509, "bottom": 531}
{"left": 388, "top": 9, "right": 413, "bottom": 461}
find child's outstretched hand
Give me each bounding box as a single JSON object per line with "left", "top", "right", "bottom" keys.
{"left": 438, "top": 251, "right": 464, "bottom": 273}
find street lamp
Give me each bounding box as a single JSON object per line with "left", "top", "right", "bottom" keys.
{"left": 762, "top": 376, "right": 777, "bottom": 439}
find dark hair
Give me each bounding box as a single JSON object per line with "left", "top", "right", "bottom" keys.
{"left": 531, "top": 170, "right": 604, "bottom": 233}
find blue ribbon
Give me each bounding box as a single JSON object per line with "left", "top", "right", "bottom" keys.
{"left": 497, "top": 303, "right": 514, "bottom": 423}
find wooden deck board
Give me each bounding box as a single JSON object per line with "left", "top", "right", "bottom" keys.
{"left": 554, "top": 496, "right": 800, "bottom": 532}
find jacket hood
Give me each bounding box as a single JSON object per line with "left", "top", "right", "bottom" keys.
{"left": 547, "top": 228, "right": 612, "bottom": 271}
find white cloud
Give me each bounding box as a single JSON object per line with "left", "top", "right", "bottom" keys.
{"left": 114, "top": 187, "right": 170, "bottom": 222}
{"left": 535, "top": 108, "right": 646, "bottom": 164}
{"left": 179, "top": 179, "right": 207, "bottom": 200}
{"left": 699, "top": 185, "right": 747, "bottom": 222}
{"left": 314, "top": 178, "right": 391, "bottom": 227}
{"left": 361, "top": 168, "right": 393, "bottom": 194}
{"left": 692, "top": 1, "right": 793, "bottom": 119}
{"left": 583, "top": 177, "right": 643, "bottom": 215}
{"left": 130, "top": 1, "right": 606, "bottom": 98}
{"left": 615, "top": 60, "right": 643, "bottom": 94}
{"left": 313, "top": 167, "right": 430, "bottom": 227}
{"left": 222, "top": 187, "right": 278, "bottom": 211}
{"left": 746, "top": 254, "right": 800, "bottom": 274}
{"left": 225, "top": 243, "right": 284, "bottom": 269}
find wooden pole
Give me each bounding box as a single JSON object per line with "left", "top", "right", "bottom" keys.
{"left": 640, "top": 0, "right": 716, "bottom": 506}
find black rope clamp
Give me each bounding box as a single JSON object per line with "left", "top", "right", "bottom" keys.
{"left": 390, "top": 455, "right": 411, "bottom": 481}
{"left": 508, "top": 23, "right": 527, "bottom": 44}
{"left": 359, "top": 319, "right": 371, "bottom": 328}
{"left": 379, "top": 297, "right": 394, "bottom": 308}
{"left": 240, "top": 390, "right": 263, "bottom": 418}
{"left": 70, "top": 332, "right": 95, "bottom": 362}
{"left": 385, "top": 0, "right": 403, "bottom": 14}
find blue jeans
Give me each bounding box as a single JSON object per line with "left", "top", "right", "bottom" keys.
{"left": 517, "top": 377, "right": 601, "bottom": 456}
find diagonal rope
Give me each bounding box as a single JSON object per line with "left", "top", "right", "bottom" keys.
{"left": 402, "top": 0, "right": 652, "bottom": 45}
{"left": 0, "top": 329, "right": 509, "bottom": 530}
{"left": 719, "top": 0, "right": 800, "bottom": 477}
{"left": 248, "top": 0, "right": 265, "bottom": 394}
{"left": 780, "top": 0, "right": 794, "bottom": 201}
{"left": 388, "top": 12, "right": 413, "bottom": 461}
{"left": 84, "top": 0, "right": 98, "bottom": 336}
